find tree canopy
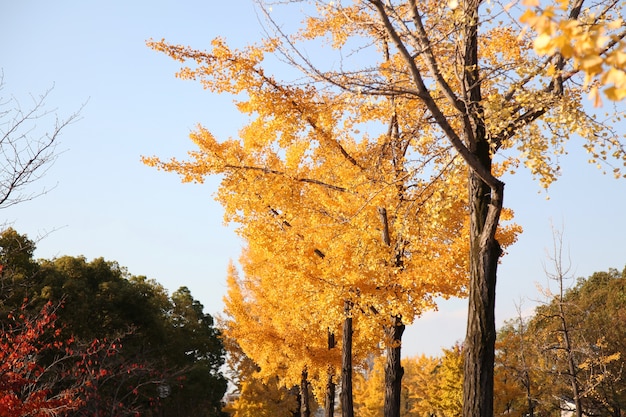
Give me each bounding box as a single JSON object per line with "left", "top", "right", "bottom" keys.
{"left": 144, "top": 1, "right": 626, "bottom": 416}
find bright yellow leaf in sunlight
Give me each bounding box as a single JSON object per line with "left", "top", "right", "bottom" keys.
{"left": 521, "top": 0, "right": 626, "bottom": 103}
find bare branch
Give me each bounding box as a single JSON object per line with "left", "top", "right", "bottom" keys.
{"left": 0, "top": 74, "right": 83, "bottom": 209}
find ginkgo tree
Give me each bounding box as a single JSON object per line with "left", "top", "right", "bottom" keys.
{"left": 145, "top": 1, "right": 626, "bottom": 416}
{"left": 221, "top": 328, "right": 300, "bottom": 417}
{"left": 145, "top": 35, "right": 519, "bottom": 417}
{"left": 223, "top": 259, "right": 330, "bottom": 414}
{"left": 210, "top": 105, "right": 481, "bottom": 416}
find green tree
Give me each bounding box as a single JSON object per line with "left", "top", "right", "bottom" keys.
{"left": 160, "top": 286, "right": 228, "bottom": 417}
{"left": 0, "top": 229, "right": 228, "bottom": 417}
{"left": 542, "top": 267, "right": 626, "bottom": 417}
{"left": 0, "top": 228, "right": 39, "bottom": 310}
{"left": 569, "top": 268, "right": 626, "bottom": 416}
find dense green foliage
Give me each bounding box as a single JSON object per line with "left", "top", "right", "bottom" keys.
{"left": 0, "top": 228, "right": 227, "bottom": 417}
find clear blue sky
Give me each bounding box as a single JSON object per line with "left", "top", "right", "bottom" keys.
{"left": 1, "top": 1, "right": 625, "bottom": 357}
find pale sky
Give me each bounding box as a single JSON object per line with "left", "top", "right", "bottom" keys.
{"left": 1, "top": 1, "right": 625, "bottom": 357}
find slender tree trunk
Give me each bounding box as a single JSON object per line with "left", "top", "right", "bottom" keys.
{"left": 326, "top": 330, "right": 336, "bottom": 417}
{"left": 515, "top": 304, "right": 535, "bottom": 417}
{"left": 341, "top": 301, "right": 354, "bottom": 417}
{"left": 377, "top": 206, "right": 406, "bottom": 417}
{"left": 326, "top": 369, "right": 337, "bottom": 417}
{"left": 524, "top": 370, "right": 535, "bottom": 417}
{"left": 301, "top": 368, "right": 311, "bottom": 417}
{"left": 293, "top": 386, "right": 302, "bottom": 417}
{"left": 559, "top": 303, "right": 583, "bottom": 417}
{"left": 384, "top": 316, "right": 405, "bottom": 417}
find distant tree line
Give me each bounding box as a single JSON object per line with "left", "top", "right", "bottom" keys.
{"left": 495, "top": 265, "right": 626, "bottom": 417}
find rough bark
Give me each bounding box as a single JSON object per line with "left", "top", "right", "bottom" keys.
{"left": 301, "top": 368, "right": 311, "bottom": 417}
{"left": 293, "top": 386, "right": 301, "bottom": 417}
{"left": 384, "top": 316, "right": 405, "bottom": 417}
{"left": 460, "top": 0, "right": 505, "bottom": 415}
{"left": 325, "top": 330, "right": 336, "bottom": 417}
{"left": 378, "top": 207, "right": 407, "bottom": 417}
{"left": 463, "top": 166, "right": 503, "bottom": 417}
{"left": 341, "top": 301, "right": 354, "bottom": 417}
{"left": 325, "top": 370, "right": 336, "bottom": 417}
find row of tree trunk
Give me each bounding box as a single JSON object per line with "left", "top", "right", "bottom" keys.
{"left": 293, "top": 303, "right": 406, "bottom": 417}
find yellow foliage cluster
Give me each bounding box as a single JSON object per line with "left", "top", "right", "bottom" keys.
{"left": 222, "top": 337, "right": 300, "bottom": 417}
{"left": 143, "top": 0, "right": 524, "bottom": 402}
{"left": 354, "top": 346, "right": 464, "bottom": 417}
{"left": 521, "top": 0, "right": 626, "bottom": 103}
{"left": 224, "top": 378, "right": 298, "bottom": 417}
{"left": 143, "top": 0, "right": 626, "bottom": 411}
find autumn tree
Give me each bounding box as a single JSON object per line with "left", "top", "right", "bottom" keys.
{"left": 494, "top": 312, "right": 541, "bottom": 417}
{"left": 353, "top": 354, "right": 439, "bottom": 417}
{"left": 353, "top": 356, "right": 387, "bottom": 417}
{"left": 146, "top": 21, "right": 518, "bottom": 417}
{"left": 521, "top": 0, "right": 626, "bottom": 104}
{"left": 535, "top": 230, "right": 586, "bottom": 417}
{"left": 144, "top": 1, "right": 626, "bottom": 416}
{"left": 147, "top": 59, "right": 484, "bottom": 416}
{"left": 0, "top": 302, "right": 80, "bottom": 417}
{"left": 495, "top": 255, "right": 626, "bottom": 417}
{"left": 430, "top": 344, "right": 465, "bottom": 417}
{"left": 562, "top": 268, "right": 626, "bottom": 416}
{"left": 222, "top": 259, "right": 330, "bottom": 415}
{"left": 0, "top": 232, "right": 167, "bottom": 417}
{"left": 529, "top": 257, "right": 622, "bottom": 417}
{"left": 221, "top": 331, "right": 300, "bottom": 417}
{"left": 0, "top": 302, "right": 167, "bottom": 417}
{"left": 0, "top": 229, "right": 228, "bottom": 417}
{"left": 353, "top": 345, "right": 464, "bottom": 417}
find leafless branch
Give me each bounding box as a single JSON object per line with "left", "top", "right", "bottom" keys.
{"left": 0, "top": 74, "right": 83, "bottom": 209}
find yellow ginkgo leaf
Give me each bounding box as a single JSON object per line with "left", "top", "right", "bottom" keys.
{"left": 534, "top": 33, "right": 556, "bottom": 54}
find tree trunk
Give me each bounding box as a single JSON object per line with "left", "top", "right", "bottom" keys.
{"left": 559, "top": 303, "right": 583, "bottom": 417}
{"left": 326, "top": 330, "right": 336, "bottom": 417}
{"left": 341, "top": 301, "right": 354, "bottom": 417}
{"left": 293, "top": 386, "right": 302, "bottom": 417}
{"left": 524, "top": 371, "right": 535, "bottom": 417}
{"left": 384, "top": 316, "right": 405, "bottom": 417}
{"left": 325, "top": 369, "right": 336, "bottom": 417}
{"left": 461, "top": 0, "right": 504, "bottom": 407}
{"left": 301, "top": 368, "right": 311, "bottom": 417}
{"left": 462, "top": 158, "right": 502, "bottom": 417}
